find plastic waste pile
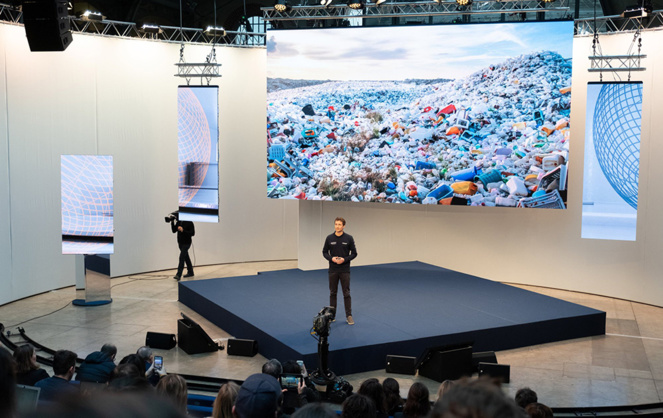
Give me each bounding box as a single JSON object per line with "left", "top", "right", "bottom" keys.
{"left": 266, "top": 51, "right": 571, "bottom": 208}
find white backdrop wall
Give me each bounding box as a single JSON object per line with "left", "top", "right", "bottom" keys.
{"left": 298, "top": 30, "right": 663, "bottom": 307}
{"left": 0, "top": 23, "right": 298, "bottom": 306}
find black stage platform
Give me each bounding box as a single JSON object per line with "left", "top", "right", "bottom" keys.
{"left": 178, "top": 262, "right": 605, "bottom": 375}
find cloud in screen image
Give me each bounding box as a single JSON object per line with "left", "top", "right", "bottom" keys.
{"left": 267, "top": 21, "right": 573, "bottom": 207}
{"left": 582, "top": 82, "right": 642, "bottom": 241}
{"left": 61, "top": 155, "right": 114, "bottom": 255}
{"left": 178, "top": 86, "right": 219, "bottom": 223}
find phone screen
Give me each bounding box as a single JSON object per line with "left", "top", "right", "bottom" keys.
{"left": 279, "top": 374, "right": 301, "bottom": 390}
{"left": 154, "top": 356, "right": 163, "bottom": 370}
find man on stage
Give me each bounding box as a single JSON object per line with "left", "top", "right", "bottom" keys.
{"left": 322, "top": 217, "right": 357, "bottom": 325}
{"left": 171, "top": 214, "right": 195, "bottom": 281}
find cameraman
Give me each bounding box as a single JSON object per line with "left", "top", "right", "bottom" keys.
{"left": 170, "top": 214, "right": 195, "bottom": 280}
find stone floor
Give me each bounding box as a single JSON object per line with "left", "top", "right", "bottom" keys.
{"left": 1, "top": 260, "right": 662, "bottom": 408}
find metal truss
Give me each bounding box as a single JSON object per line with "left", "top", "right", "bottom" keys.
{"left": 175, "top": 62, "right": 222, "bottom": 85}
{"left": 588, "top": 54, "right": 647, "bottom": 72}
{"left": 575, "top": 10, "right": 663, "bottom": 35}
{"left": 0, "top": 2, "right": 21, "bottom": 24}
{"left": 262, "top": 0, "right": 570, "bottom": 22}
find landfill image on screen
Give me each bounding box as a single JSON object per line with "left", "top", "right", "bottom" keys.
{"left": 266, "top": 21, "right": 573, "bottom": 207}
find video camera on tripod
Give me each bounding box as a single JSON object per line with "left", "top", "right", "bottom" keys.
{"left": 312, "top": 306, "right": 335, "bottom": 338}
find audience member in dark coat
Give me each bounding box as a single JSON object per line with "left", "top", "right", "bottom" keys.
{"left": 76, "top": 343, "right": 117, "bottom": 383}
{"left": 34, "top": 350, "right": 79, "bottom": 402}
{"left": 13, "top": 344, "right": 49, "bottom": 386}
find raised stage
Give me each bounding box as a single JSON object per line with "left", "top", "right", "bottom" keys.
{"left": 178, "top": 262, "right": 605, "bottom": 376}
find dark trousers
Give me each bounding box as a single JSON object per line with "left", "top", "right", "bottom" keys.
{"left": 329, "top": 271, "right": 351, "bottom": 317}
{"left": 177, "top": 243, "right": 193, "bottom": 276}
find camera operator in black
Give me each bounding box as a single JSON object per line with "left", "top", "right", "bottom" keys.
{"left": 171, "top": 216, "right": 195, "bottom": 280}
{"left": 322, "top": 217, "right": 357, "bottom": 325}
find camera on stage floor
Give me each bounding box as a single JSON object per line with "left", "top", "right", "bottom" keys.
{"left": 164, "top": 211, "right": 179, "bottom": 223}
{"left": 326, "top": 376, "right": 353, "bottom": 404}
{"left": 312, "top": 306, "right": 335, "bottom": 337}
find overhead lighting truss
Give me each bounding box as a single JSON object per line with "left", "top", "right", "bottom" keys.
{"left": 575, "top": 10, "right": 663, "bottom": 35}
{"left": 262, "top": 0, "right": 570, "bottom": 22}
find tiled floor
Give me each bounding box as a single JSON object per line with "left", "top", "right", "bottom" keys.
{"left": 1, "top": 260, "right": 662, "bottom": 408}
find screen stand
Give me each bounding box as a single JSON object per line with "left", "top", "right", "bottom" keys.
{"left": 73, "top": 254, "right": 112, "bottom": 306}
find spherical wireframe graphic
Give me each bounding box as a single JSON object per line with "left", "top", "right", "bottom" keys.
{"left": 178, "top": 88, "right": 212, "bottom": 206}
{"left": 593, "top": 83, "right": 642, "bottom": 210}
{"left": 61, "top": 155, "right": 114, "bottom": 237}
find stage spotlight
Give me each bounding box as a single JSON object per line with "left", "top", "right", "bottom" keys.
{"left": 274, "top": 0, "right": 291, "bottom": 12}
{"left": 205, "top": 26, "right": 226, "bottom": 36}
{"left": 539, "top": 0, "right": 556, "bottom": 3}
{"left": 80, "top": 10, "right": 104, "bottom": 21}
{"left": 140, "top": 24, "right": 161, "bottom": 34}
{"left": 321, "top": 0, "right": 333, "bottom": 6}
{"left": 375, "top": 0, "right": 386, "bottom": 5}
{"left": 348, "top": 0, "right": 365, "bottom": 9}
{"left": 456, "top": 0, "right": 472, "bottom": 5}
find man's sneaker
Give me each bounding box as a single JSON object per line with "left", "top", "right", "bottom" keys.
{"left": 346, "top": 315, "right": 355, "bottom": 325}
{"left": 173, "top": 275, "right": 181, "bottom": 281}
{"left": 183, "top": 273, "right": 194, "bottom": 278}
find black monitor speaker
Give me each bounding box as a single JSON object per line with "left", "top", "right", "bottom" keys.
{"left": 478, "top": 362, "right": 510, "bottom": 383}
{"left": 145, "top": 332, "right": 177, "bottom": 350}
{"left": 227, "top": 339, "right": 258, "bottom": 357}
{"left": 386, "top": 355, "right": 417, "bottom": 375}
{"left": 418, "top": 343, "right": 474, "bottom": 382}
{"left": 23, "top": 0, "right": 73, "bottom": 52}
{"left": 177, "top": 313, "right": 219, "bottom": 354}
{"left": 472, "top": 351, "right": 498, "bottom": 373}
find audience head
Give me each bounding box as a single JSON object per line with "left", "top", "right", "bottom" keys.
{"left": 233, "top": 373, "right": 282, "bottom": 418}
{"left": 157, "top": 374, "right": 188, "bottom": 414}
{"left": 13, "top": 343, "right": 40, "bottom": 373}
{"left": 437, "top": 380, "right": 455, "bottom": 401}
{"left": 292, "top": 403, "right": 338, "bottom": 418}
{"left": 119, "top": 354, "right": 146, "bottom": 375}
{"left": 108, "top": 363, "right": 151, "bottom": 393}
{"left": 515, "top": 387, "right": 538, "bottom": 409}
{"left": 261, "top": 358, "right": 283, "bottom": 379}
{"left": 431, "top": 378, "right": 526, "bottom": 418}
{"left": 525, "top": 402, "right": 553, "bottom": 418}
{"left": 136, "top": 346, "right": 154, "bottom": 364}
{"left": 341, "top": 394, "right": 376, "bottom": 418}
{"left": 282, "top": 359, "right": 302, "bottom": 374}
{"left": 403, "top": 382, "right": 431, "bottom": 418}
{"left": 0, "top": 346, "right": 17, "bottom": 418}
{"left": 100, "top": 343, "right": 117, "bottom": 361}
{"left": 358, "top": 378, "right": 387, "bottom": 414}
{"left": 52, "top": 349, "right": 77, "bottom": 380}
{"left": 383, "top": 377, "right": 403, "bottom": 414}
{"left": 212, "top": 381, "right": 240, "bottom": 418}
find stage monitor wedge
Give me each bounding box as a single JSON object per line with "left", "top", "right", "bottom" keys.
{"left": 418, "top": 344, "right": 473, "bottom": 382}
{"left": 23, "top": 0, "right": 72, "bottom": 51}
{"left": 177, "top": 313, "right": 219, "bottom": 354}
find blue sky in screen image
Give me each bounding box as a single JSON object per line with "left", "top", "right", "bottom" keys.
{"left": 267, "top": 21, "right": 574, "bottom": 81}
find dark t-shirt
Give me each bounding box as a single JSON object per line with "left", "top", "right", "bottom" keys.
{"left": 322, "top": 232, "right": 357, "bottom": 273}
{"left": 172, "top": 220, "right": 195, "bottom": 246}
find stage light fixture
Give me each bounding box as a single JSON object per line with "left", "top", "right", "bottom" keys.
{"left": 456, "top": 0, "right": 472, "bottom": 6}
{"left": 205, "top": 26, "right": 226, "bottom": 36}
{"left": 274, "top": 0, "right": 291, "bottom": 12}
{"left": 140, "top": 24, "right": 161, "bottom": 34}
{"left": 375, "top": 0, "right": 386, "bottom": 5}
{"left": 321, "top": 0, "right": 333, "bottom": 6}
{"left": 348, "top": 0, "right": 365, "bottom": 9}
{"left": 80, "top": 10, "right": 104, "bottom": 21}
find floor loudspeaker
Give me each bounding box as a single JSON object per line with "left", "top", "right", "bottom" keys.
{"left": 22, "top": 0, "right": 72, "bottom": 51}
{"left": 386, "top": 355, "right": 416, "bottom": 375}
{"left": 227, "top": 339, "right": 258, "bottom": 357}
{"left": 145, "top": 332, "right": 177, "bottom": 350}
{"left": 418, "top": 345, "right": 474, "bottom": 382}
{"left": 177, "top": 317, "right": 218, "bottom": 355}
{"left": 472, "top": 351, "right": 497, "bottom": 373}
{"left": 478, "top": 362, "right": 510, "bottom": 383}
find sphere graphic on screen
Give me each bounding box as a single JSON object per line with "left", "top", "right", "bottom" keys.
{"left": 178, "top": 88, "right": 212, "bottom": 206}
{"left": 593, "top": 83, "right": 642, "bottom": 210}
{"left": 61, "top": 155, "right": 114, "bottom": 237}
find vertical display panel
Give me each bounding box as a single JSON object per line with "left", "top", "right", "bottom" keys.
{"left": 61, "top": 155, "right": 114, "bottom": 254}
{"left": 266, "top": 21, "right": 574, "bottom": 208}
{"left": 582, "top": 82, "right": 642, "bottom": 241}
{"left": 178, "top": 86, "right": 219, "bottom": 222}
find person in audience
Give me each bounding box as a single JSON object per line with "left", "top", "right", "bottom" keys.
{"left": 515, "top": 387, "right": 538, "bottom": 410}
{"left": 436, "top": 380, "right": 455, "bottom": 401}
{"left": 1, "top": 346, "right": 17, "bottom": 418}
{"left": 358, "top": 378, "right": 388, "bottom": 418}
{"left": 157, "top": 374, "right": 189, "bottom": 415}
{"left": 341, "top": 394, "right": 376, "bottom": 418}
{"left": 34, "top": 349, "right": 79, "bottom": 402}
{"left": 233, "top": 373, "right": 283, "bottom": 418}
{"left": 137, "top": 346, "right": 165, "bottom": 385}
{"left": 430, "top": 378, "right": 526, "bottom": 418}
{"left": 76, "top": 343, "right": 117, "bottom": 383}
{"left": 383, "top": 378, "right": 403, "bottom": 417}
{"left": 108, "top": 363, "right": 152, "bottom": 393}
{"left": 291, "top": 403, "right": 337, "bottom": 418}
{"left": 281, "top": 359, "right": 320, "bottom": 409}
{"left": 119, "top": 354, "right": 146, "bottom": 375}
{"left": 13, "top": 343, "right": 49, "bottom": 386}
{"left": 262, "top": 358, "right": 283, "bottom": 379}
{"left": 401, "top": 382, "right": 430, "bottom": 418}
{"left": 525, "top": 402, "right": 553, "bottom": 418}
{"left": 212, "top": 381, "right": 240, "bottom": 418}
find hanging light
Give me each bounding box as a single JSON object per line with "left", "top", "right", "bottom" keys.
{"left": 347, "top": 0, "right": 365, "bottom": 9}
{"left": 140, "top": 24, "right": 161, "bottom": 34}
{"left": 456, "top": 0, "right": 472, "bottom": 6}
{"left": 274, "top": 0, "right": 291, "bottom": 12}
{"left": 321, "top": 0, "right": 333, "bottom": 7}
{"left": 375, "top": 0, "right": 387, "bottom": 5}
{"left": 205, "top": 26, "right": 226, "bottom": 36}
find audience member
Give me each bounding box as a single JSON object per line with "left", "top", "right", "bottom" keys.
{"left": 13, "top": 343, "right": 49, "bottom": 386}
{"left": 76, "top": 343, "right": 117, "bottom": 383}
{"left": 291, "top": 403, "right": 337, "bottom": 418}
{"left": 262, "top": 358, "right": 283, "bottom": 379}
{"left": 436, "top": 380, "right": 455, "bottom": 401}
{"left": 525, "top": 402, "right": 553, "bottom": 418}
{"left": 431, "top": 378, "right": 526, "bottom": 418}
{"left": 108, "top": 363, "right": 152, "bottom": 393}
{"left": 402, "top": 382, "right": 430, "bottom": 418}
{"left": 383, "top": 378, "right": 403, "bottom": 417}
{"left": 137, "top": 346, "right": 164, "bottom": 385}
{"left": 157, "top": 374, "right": 189, "bottom": 415}
{"left": 34, "top": 349, "right": 79, "bottom": 402}
{"left": 1, "top": 346, "right": 17, "bottom": 418}
{"left": 358, "top": 378, "right": 388, "bottom": 418}
{"left": 341, "top": 394, "right": 377, "bottom": 418}
{"left": 233, "top": 373, "right": 283, "bottom": 418}
{"left": 212, "top": 381, "right": 240, "bottom": 418}
{"left": 119, "top": 354, "right": 146, "bottom": 375}
{"left": 281, "top": 359, "right": 320, "bottom": 411}
{"left": 515, "top": 387, "right": 538, "bottom": 410}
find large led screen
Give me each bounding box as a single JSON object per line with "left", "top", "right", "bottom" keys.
{"left": 61, "top": 155, "right": 114, "bottom": 254}
{"left": 582, "top": 82, "right": 642, "bottom": 241}
{"left": 178, "top": 86, "right": 219, "bottom": 222}
{"left": 267, "top": 22, "right": 573, "bottom": 208}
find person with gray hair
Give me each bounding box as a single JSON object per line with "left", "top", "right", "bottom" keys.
{"left": 261, "top": 358, "right": 283, "bottom": 379}
{"left": 137, "top": 346, "right": 165, "bottom": 385}
{"left": 77, "top": 343, "right": 117, "bottom": 383}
